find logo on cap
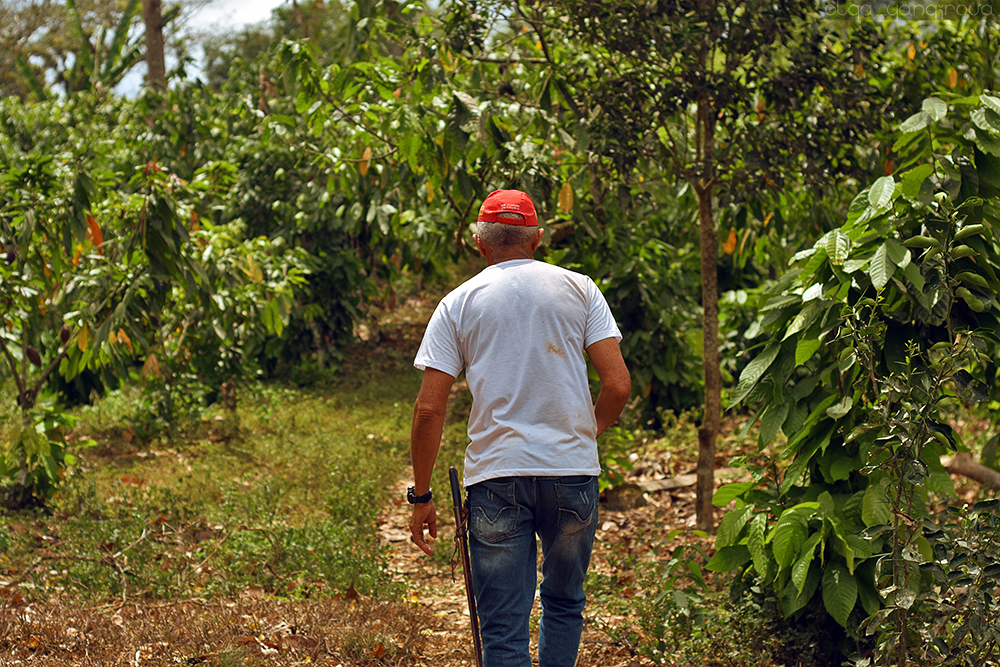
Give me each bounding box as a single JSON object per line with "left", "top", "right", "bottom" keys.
{"left": 477, "top": 190, "right": 538, "bottom": 226}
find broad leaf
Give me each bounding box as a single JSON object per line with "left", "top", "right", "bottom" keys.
{"left": 795, "top": 336, "right": 823, "bottom": 366}
{"left": 771, "top": 506, "right": 813, "bottom": 570}
{"left": 713, "top": 482, "right": 755, "bottom": 508}
{"left": 868, "top": 176, "right": 897, "bottom": 210}
{"left": 730, "top": 344, "right": 780, "bottom": 406}
{"left": 822, "top": 562, "right": 858, "bottom": 627}
{"left": 748, "top": 514, "right": 769, "bottom": 577}
{"left": 901, "top": 164, "right": 934, "bottom": 199}
{"left": 826, "top": 230, "right": 852, "bottom": 265}
{"left": 899, "top": 111, "right": 930, "bottom": 134}
{"left": 792, "top": 531, "right": 823, "bottom": 595}
{"left": 715, "top": 505, "right": 753, "bottom": 549}
{"left": 862, "top": 478, "right": 891, "bottom": 527}
{"left": 869, "top": 244, "right": 896, "bottom": 291}
{"left": 706, "top": 545, "right": 751, "bottom": 572}
{"left": 922, "top": 96, "right": 947, "bottom": 121}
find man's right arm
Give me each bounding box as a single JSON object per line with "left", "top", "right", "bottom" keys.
{"left": 585, "top": 337, "right": 631, "bottom": 436}
{"left": 409, "top": 366, "right": 456, "bottom": 556}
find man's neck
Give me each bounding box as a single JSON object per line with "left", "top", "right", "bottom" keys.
{"left": 487, "top": 252, "right": 532, "bottom": 266}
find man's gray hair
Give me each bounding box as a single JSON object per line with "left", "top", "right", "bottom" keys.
{"left": 477, "top": 213, "right": 537, "bottom": 248}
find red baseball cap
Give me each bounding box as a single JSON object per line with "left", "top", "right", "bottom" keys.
{"left": 477, "top": 189, "right": 538, "bottom": 226}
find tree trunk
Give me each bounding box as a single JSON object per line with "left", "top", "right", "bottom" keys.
{"left": 142, "top": 0, "right": 166, "bottom": 89}
{"left": 695, "top": 99, "right": 721, "bottom": 533}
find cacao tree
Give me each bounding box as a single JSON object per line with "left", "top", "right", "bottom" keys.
{"left": 713, "top": 92, "right": 1000, "bottom": 663}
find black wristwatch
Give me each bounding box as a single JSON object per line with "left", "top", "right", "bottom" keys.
{"left": 407, "top": 486, "right": 433, "bottom": 504}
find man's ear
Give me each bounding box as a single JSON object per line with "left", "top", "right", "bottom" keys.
{"left": 530, "top": 228, "right": 544, "bottom": 252}
{"left": 473, "top": 233, "right": 488, "bottom": 257}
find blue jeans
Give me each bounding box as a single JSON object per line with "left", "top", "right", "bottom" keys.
{"left": 467, "top": 475, "right": 599, "bottom": 667}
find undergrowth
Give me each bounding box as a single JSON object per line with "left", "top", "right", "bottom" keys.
{"left": 0, "top": 360, "right": 421, "bottom": 604}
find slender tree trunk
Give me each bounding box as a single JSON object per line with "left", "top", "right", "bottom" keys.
{"left": 142, "top": 0, "right": 166, "bottom": 89}
{"left": 695, "top": 99, "right": 721, "bottom": 533}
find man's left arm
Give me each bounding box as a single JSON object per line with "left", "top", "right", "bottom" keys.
{"left": 585, "top": 337, "right": 631, "bottom": 436}
{"left": 408, "top": 367, "right": 456, "bottom": 556}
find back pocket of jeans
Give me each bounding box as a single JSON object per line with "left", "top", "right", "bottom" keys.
{"left": 469, "top": 479, "right": 518, "bottom": 544}
{"left": 555, "top": 477, "right": 597, "bottom": 535}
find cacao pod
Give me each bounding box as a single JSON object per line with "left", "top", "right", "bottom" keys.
{"left": 26, "top": 346, "right": 42, "bottom": 367}
{"left": 60, "top": 325, "right": 71, "bottom": 344}
{"left": 5, "top": 249, "right": 14, "bottom": 265}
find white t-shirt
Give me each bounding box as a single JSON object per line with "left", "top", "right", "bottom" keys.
{"left": 413, "top": 259, "right": 622, "bottom": 486}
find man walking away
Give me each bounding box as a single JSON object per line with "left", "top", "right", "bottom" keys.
{"left": 407, "top": 189, "right": 631, "bottom": 667}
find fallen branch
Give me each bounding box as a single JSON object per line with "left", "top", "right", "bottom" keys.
{"left": 943, "top": 452, "right": 1000, "bottom": 489}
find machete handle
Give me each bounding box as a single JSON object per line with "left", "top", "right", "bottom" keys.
{"left": 449, "top": 466, "right": 462, "bottom": 508}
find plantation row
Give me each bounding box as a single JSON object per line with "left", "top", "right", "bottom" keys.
{"left": 2, "top": 0, "right": 1000, "bottom": 664}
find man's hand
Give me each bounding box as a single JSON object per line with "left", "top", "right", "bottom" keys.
{"left": 409, "top": 500, "right": 438, "bottom": 556}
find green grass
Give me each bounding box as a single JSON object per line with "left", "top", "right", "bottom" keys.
{"left": 0, "top": 345, "right": 435, "bottom": 604}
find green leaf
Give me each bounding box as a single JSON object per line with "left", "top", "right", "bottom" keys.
{"left": 795, "top": 336, "right": 823, "bottom": 366}
{"left": 712, "top": 482, "right": 755, "bottom": 508}
{"left": 826, "top": 395, "right": 853, "bottom": 419}
{"left": 760, "top": 401, "right": 790, "bottom": 446}
{"left": 748, "top": 514, "right": 769, "bottom": 577}
{"left": 903, "top": 235, "right": 940, "bottom": 249}
{"left": 716, "top": 505, "right": 754, "bottom": 549}
{"left": 953, "top": 223, "right": 986, "bottom": 241}
{"left": 899, "top": 111, "right": 930, "bottom": 134}
{"left": 730, "top": 345, "right": 780, "bottom": 406}
{"left": 901, "top": 261, "right": 926, "bottom": 293}
{"left": 782, "top": 566, "right": 820, "bottom": 617}
{"left": 784, "top": 302, "right": 821, "bottom": 340}
{"left": 869, "top": 244, "right": 896, "bottom": 291}
{"left": 706, "top": 545, "right": 750, "bottom": 572}
{"left": 974, "top": 128, "right": 1000, "bottom": 157}
{"left": 901, "top": 164, "right": 934, "bottom": 200}
{"left": 868, "top": 176, "right": 897, "bottom": 210}
{"left": 822, "top": 562, "right": 858, "bottom": 627}
{"left": 981, "top": 94, "right": 1000, "bottom": 117}
{"left": 792, "top": 531, "right": 824, "bottom": 595}
{"left": 826, "top": 231, "right": 852, "bottom": 265}
{"left": 922, "top": 97, "right": 947, "bottom": 122}
{"left": 772, "top": 506, "right": 813, "bottom": 570}
{"left": 885, "top": 238, "right": 910, "bottom": 268}
{"left": 862, "top": 478, "right": 891, "bottom": 527}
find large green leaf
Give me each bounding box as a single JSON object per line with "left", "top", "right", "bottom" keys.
{"left": 712, "top": 482, "right": 755, "bottom": 508}
{"left": 771, "top": 505, "right": 814, "bottom": 570}
{"left": 759, "top": 401, "right": 790, "bottom": 446}
{"left": 706, "top": 545, "right": 751, "bottom": 572}
{"left": 747, "top": 513, "right": 769, "bottom": 577}
{"left": 901, "top": 164, "right": 935, "bottom": 199}
{"left": 792, "top": 531, "right": 824, "bottom": 595}
{"left": 730, "top": 344, "right": 780, "bottom": 406}
{"left": 825, "top": 230, "right": 852, "bottom": 266}
{"left": 868, "top": 176, "right": 897, "bottom": 210}
{"left": 783, "top": 301, "right": 821, "bottom": 340}
{"left": 795, "top": 336, "right": 823, "bottom": 366}
{"left": 822, "top": 562, "right": 858, "bottom": 627}
{"left": 922, "top": 96, "right": 947, "bottom": 122}
{"left": 899, "top": 110, "right": 930, "bottom": 134}
{"left": 869, "top": 243, "right": 896, "bottom": 291}
{"left": 715, "top": 505, "right": 753, "bottom": 549}
{"left": 862, "top": 478, "right": 892, "bottom": 527}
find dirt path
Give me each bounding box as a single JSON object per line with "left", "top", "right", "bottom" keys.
{"left": 379, "top": 463, "right": 726, "bottom": 667}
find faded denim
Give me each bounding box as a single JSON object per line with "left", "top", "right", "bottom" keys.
{"left": 467, "top": 475, "right": 599, "bottom": 667}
